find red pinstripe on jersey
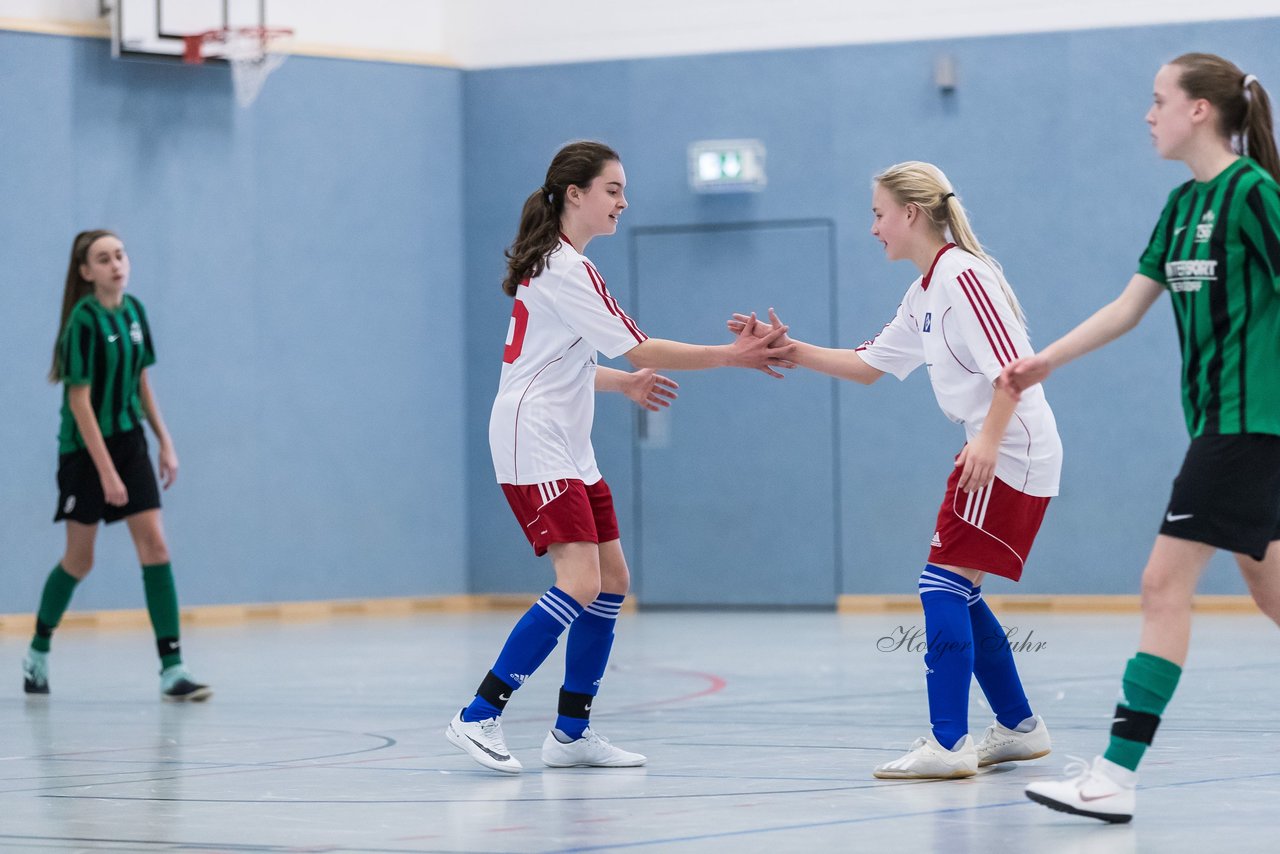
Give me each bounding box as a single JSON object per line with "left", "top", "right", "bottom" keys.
{"left": 583, "top": 261, "right": 646, "bottom": 343}
{"left": 956, "top": 268, "right": 1018, "bottom": 365}
{"left": 855, "top": 315, "right": 900, "bottom": 351}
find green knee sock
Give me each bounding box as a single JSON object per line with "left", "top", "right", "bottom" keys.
{"left": 31, "top": 565, "right": 80, "bottom": 653}
{"left": 142, "top": 563, "right": 183, "bottom": 669}
{"left": 1104, "top": 651, "right": 1182, "bottom": 771}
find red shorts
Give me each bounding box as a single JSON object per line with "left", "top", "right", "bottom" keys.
{"left": 928, "top": 464, "right": 1050, "bottom": 582}
{"left": 501, "top": 478, "right": 621, "bottom": 557}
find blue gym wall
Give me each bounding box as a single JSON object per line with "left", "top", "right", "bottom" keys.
{"left": 3, "top": 18, "right": 1277, "bottom": 613}
{"left": 0, "top": 31, "right": 468, "bottom": 610}
{"left": 463, "top": 18, "right": 1280, "bottom": 598}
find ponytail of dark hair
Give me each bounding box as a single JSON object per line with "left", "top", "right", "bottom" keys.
{"left": 501, "top": 141, "right": 621, "bottom": 296}
{"left": 49, "top": 229, "right": 116, "bottom": 383}
{"left": 1242, "top": 78, "right": 1280, "bottom": 182}
{"left": 1172, "top": 53, "right": 1280, "bottom": 182}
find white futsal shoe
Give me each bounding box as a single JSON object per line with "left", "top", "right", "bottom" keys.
{"left": 975, "top": 715, "right": 1052, "bottom": 766}
{"left": 541, "top": 727, "right": 647, "bottom": 768}
{"left": 1025, "top": 756, "right": 1137, "bottom": 823}
{"left": 446, "top": 710, "right": 523, "bottom": 774}
{"left": 873, "top": 732, "right": 978, "bottom": 779}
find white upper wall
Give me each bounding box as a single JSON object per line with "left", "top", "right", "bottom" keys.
{"left": 449, "top": 0, "right": 1280, "bottom": 68}
{"left": 2, "top": 0, "right": 1277, "bottom": 67}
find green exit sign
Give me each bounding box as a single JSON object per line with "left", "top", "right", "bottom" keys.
{"left": 688, "top": 139, "right": 766, "bottom": 193}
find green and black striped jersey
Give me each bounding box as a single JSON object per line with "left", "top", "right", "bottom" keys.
{"left": 57, "top": 294, "right": 157, "bottom": 453}
{"left": 1138, "top": 157, "right": 1280, "bottom": 438}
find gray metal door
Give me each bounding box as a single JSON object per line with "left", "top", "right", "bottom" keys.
{"left": 630, "top": 221, "right": 841, "bottom": 607}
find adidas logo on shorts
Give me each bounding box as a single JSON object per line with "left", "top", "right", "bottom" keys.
{"left": 931, "top": 531, "right": 942, "bottom": 547}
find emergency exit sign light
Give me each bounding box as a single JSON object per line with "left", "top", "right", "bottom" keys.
{"left": 688, "top": 139, "right": 766, "bottom": 193}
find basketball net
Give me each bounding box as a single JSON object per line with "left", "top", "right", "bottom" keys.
{"left": 183, "top": 27, "right": 294, "bottom": 108}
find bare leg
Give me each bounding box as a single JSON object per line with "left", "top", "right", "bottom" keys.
{"left": 1136, "top": 535, "right": 1216, "bottom": 666}
{"left": 124, "top": 509, "right": 171, "bottom": 566}
{"left": 1236, "top": 540, "right": 1280, "bottom": 627}
{"left": 596, "top": 538, "right": 631, "bottom": 597}
{"left": 548, "top": 541, "right": 603, "bottom": 607}
{"left": 61, "top": 520, "right": 99, "bottom": 579}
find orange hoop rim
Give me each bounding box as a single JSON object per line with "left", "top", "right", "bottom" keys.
{"left": 181, "top": 27, "right": 295, "bottom": 64}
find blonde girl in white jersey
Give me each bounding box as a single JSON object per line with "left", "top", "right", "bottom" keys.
{"left": 447, "top": 140, "right": 795, "bottom": 774}
{"left": 733, "top": 161, "right": 1062, "bottom": 779}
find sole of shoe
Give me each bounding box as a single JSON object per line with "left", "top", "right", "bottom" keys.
{"left": 162, "top": 687, "right": 213, "bottom": 703}
{"left": 873, "top": 766, "right": 976, "bottom": 780}
{"left": 446, "top": 724, "right": 522, "bottom": 774}
{"left": 1025, "top": 789, "right": 1132, "bottom": 824}
{"left": 978, "top": 747, "right": 1051, "bottom": 767}
{"left": 543, "top": 756, "right": 647, "bottom": 768}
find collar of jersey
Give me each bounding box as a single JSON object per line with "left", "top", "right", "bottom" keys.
{"left": 921, "top": 242, "right": 957, "bottom": 291}
{"left": 559, "top": 232, "right": 577, "bottom": 252}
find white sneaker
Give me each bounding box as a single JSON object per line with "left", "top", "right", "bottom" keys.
{"left": 446, "top": 711, "right": 522, "bottom": 774}
{"left": 976, "top": 715, "right": 1051, "bottom": 766}
{"left": 541, "top": 728, "right": 647, "bottom": 768}
{"left": 873, "top": 733, "right": 978, "bottom": 779}
{"left": 1025, "top": 756, "right": 1137, "bottom": 823}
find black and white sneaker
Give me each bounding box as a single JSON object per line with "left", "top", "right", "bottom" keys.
{"left": 23, "top": 651, "right": 49, "bottom": 695}
{"left": 160, "top": 665, "right": 212, "bottom": 703}
{"left": 1025, "top": 756, "right": 1136, "bottom": 823}
{"left": 446, "top": 710, "right": 522, "bottom": 773}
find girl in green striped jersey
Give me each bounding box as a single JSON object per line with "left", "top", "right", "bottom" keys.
{"left": 22, "top": 230, "right": 211, "bottom": 703}
{"left": 1005, "top": 54, "right": 1280, "bottom": 823}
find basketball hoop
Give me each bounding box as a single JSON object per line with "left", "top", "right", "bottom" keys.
{"left": 182, "top": 27, "right": 294, "bottom": 108}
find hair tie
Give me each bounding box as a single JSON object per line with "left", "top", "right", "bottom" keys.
{"left": 1243, "top": 73, "right": 1258, "bottom": 104}
{"left": 942, "top": 192, "right": 956, "bottom": 202}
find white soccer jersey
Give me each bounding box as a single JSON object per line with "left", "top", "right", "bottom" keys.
{"left": 856, "top": 244, "right": 1062, "bottom": 497}
{"left": 490, "top": 237, "right": 647, "bottom": 485}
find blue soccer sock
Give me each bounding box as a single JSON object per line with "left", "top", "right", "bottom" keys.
{"left": 968, "top": 588, "right": 1034, "bottom": 730}
{"left": 462, "top": 587, "right": 584, "bottom": 722}
{"left": 919, "top": 565, "right": 976, "bottom": 750}
{"left": 556, "top": 593, "right": 624, "bottom": 739}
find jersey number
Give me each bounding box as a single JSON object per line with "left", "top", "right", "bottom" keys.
{"left": 503, "top": 297, "right": 529, "bottom": 364}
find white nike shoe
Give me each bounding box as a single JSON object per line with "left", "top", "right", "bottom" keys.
{"left": 873, "top": 733, "right": 978, "bottom": 779}
{"left": 541, "top": 728, "right": 647, "bottom": 768}
{"left": 1025, "top": 756, "right": 1137, "bottom": 823}
{"left": 975, "top": 715, "right": 1052, "bottom": 766}
{"left": 446, "top": 710, "right": 522, "bottom": 774}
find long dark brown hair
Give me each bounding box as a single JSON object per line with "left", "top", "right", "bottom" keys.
{"left": 1172, "top": 52, "right": 1279, "bottom": 181}
{"left": 50, "top": 229, "right": 117, "bottom": 383}
{"left": 502, "top": 141, "right": 620, "bottom": 296}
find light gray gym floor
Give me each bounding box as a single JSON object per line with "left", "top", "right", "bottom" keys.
{"left": 2, "top": 609, "right": 1278, "bottom": 852}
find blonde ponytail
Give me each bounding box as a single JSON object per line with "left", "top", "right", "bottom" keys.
{"left": 874, "top": 161, "right": 1027, "bottom": 332}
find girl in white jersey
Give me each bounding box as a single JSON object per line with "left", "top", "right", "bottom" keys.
{"left": 447, "top": 140, "right": 795, "bottom": 774}
{"left": 733, "top": 161, "right": 1062, "bottom": 779}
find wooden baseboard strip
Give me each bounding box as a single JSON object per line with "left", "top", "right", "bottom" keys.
{"left": 837, "top": 594, "right": 1262, "bottom": 614}
{"left": 0, "top": 594, "right": 542, "bottom": 635}
{"left": 0, "top": 593, "right": 1258, "bottom": 634}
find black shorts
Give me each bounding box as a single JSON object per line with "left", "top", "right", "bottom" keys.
{"left": 1159, "top": 434, "right": 1280, "bottom": 560}
{"left": 54, "top": 427, "right": 161, "bottom": 525}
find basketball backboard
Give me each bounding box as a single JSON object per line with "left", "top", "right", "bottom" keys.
{"left": 111, "top": 0, "right": 268, "bottom": 61}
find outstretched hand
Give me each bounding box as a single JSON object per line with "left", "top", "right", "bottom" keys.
{"left": 727, "top": 307, "right": 794, "bottom": 347}
{"left": 728, "top": 311, "right": 798, "bottom": 378}
{"left": 996, "top": 355, "right": 1051, "bottom": 401}
{"left": 623, "top": 368, "right": 679, "bottom": 411}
